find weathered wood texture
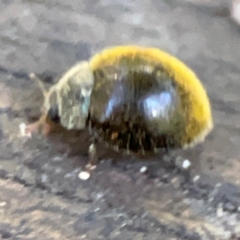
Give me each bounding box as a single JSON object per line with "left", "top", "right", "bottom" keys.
{"left": 0, "top": 0, "right": 239, "bottom": 239}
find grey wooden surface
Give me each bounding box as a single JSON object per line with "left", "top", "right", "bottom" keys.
{"left": 0, "top": 0, "right": 239, "bottom": 239}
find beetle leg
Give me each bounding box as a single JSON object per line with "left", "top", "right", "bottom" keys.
{"left": 78, "top": 143, "right": 97, "bottom": 181}
{"left": 25, "top": 113, "right": 52, "bottom": 137}
{"left": 85, "top": 139, "right": 99, "bottom": 172}
{"left": 25, "top": 73, "right": 53, "bottom": 136}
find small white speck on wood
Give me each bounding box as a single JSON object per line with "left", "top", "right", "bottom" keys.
{"left": 120, "top": 222, "right": 127, "bottom": 228}
{"left": 140, "top": 166, "right": 147, "bottom": 173}
{"left": 182, "top": 159, "right": 191, "bottom": 169}
{"left": 78, "top": 171, "right": 90, "bottom": 180}
{"left": 217, "top": 207, "right": 223, "bottom": 217}
{"left": 193, "top": 175, "right": 200, "bottom": 182}
{"left": 94, "top": 207, "right": 100, "bottom": 212}
{"left": 19, "top": 122, "right": 31, "bottom": 138}
{"left": 0, "top": 201, "right": 6, "bottom": 207}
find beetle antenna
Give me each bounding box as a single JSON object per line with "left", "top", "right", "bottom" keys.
{"left": 29, "top": 73, "right": 48, "bottom": 98}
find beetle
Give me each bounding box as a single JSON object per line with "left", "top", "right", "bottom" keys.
{"left": 25, "top": 45, "right": 213, "bottom": 173}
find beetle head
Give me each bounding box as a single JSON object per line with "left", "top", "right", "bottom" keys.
{"left": 44, "top": 61, "right": 94, "bottom": 130}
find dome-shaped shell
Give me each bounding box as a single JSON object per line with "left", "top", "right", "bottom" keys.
{"left": 88, "top": 46, "right": 213, "bottom": 153}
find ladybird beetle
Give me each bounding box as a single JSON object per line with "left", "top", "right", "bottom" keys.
{"left": 26, "top": 45, "right": 213, "bottom": 172}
